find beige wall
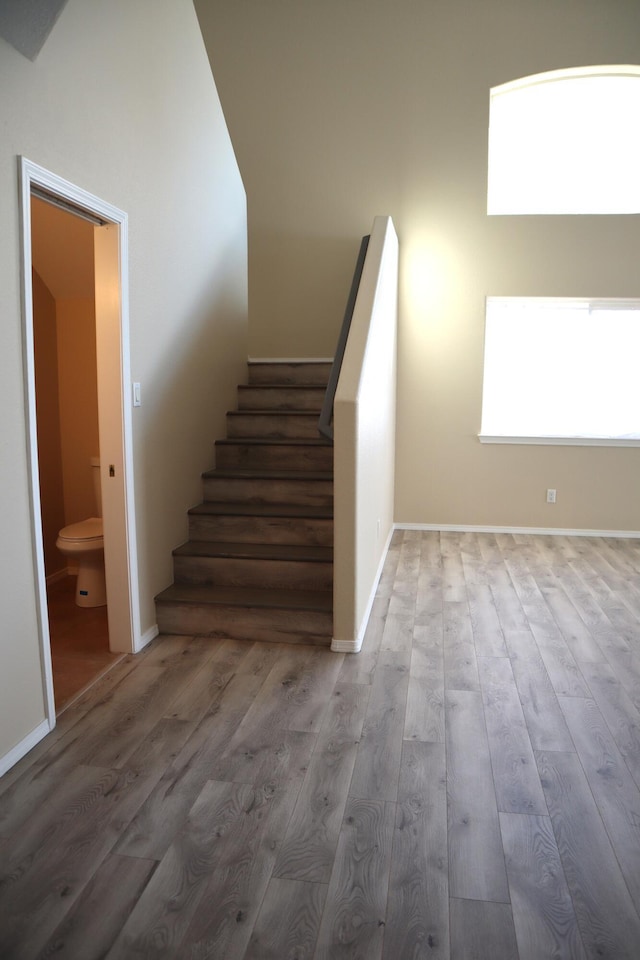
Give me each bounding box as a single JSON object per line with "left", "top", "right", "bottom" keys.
{"left": 196, "top": 0, "right": 640, "bottom": 533}
{"left": 0, "top": 0, "right": 247, "bottom": 766}
{"left": 33, "top": 270, "right": 66, "bottom": 578}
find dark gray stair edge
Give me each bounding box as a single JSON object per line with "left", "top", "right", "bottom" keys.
{"left": 155, "top": 584, "right": 333, "bottom": 611}
{"left": 227, "top": 409, "right": 321, "bottom": 417}
{"left": 173, "top": 541, "right": 333, "bottom": 561}
{"left": 188, "top": 501, "right": 333, "bottom": 518}
{"left": 202, "top": 468, "right": 332, "bottom": 480}
{"left": 238, "top": 380, "right": 327, "bottom": 390}
{"left": 215, "top": 437, "right": 332, "bottom": 448}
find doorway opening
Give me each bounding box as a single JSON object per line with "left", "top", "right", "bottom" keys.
{"left": 20, "top": 158, "right": 141, "bottom": 730}
{"left": 31, "top": 196, "right": 121, "bottom": 711}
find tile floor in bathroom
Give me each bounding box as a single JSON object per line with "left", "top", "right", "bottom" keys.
{"left": 46, "top": 575, "right": 121, "bottom": 711}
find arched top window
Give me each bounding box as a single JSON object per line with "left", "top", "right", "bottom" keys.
{"left": 487, "top": 65, "right": 640, "bottom": 215}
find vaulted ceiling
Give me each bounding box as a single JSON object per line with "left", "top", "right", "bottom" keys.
{"left": 0, "top": 0, "right": 68, "bottom": 60}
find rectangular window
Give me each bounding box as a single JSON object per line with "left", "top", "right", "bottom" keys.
{"left": 480, "top": 298, "right": 640, "bottom": 445}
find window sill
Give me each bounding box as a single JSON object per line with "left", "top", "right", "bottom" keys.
{"left": 479, "top": 434, "right": 640, "bottom": 447}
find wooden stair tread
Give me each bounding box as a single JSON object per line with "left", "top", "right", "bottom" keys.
{"left": 239, "top": 382, "right": 326, "bottom": 389}
{"left": 189, "top": 501, "right": 333, "bottom": 519}
{"left": 202, "top": 467, "right": 333, "bottom": 482}
{"left": 227, "top": 409, "right": 320, "bottom": 416}
{"left": 157, "top": 360, "right": 335, "bottom": 645}
{"left": 156, "top": 583, "right": 333, "bottom": 611}
{"left": 216, "top": 437, "right": 332, "bottom": 447}
{"left": 173, "top": 540, "right": 333, "bottom": 562}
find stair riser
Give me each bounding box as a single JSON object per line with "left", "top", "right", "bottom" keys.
{"left": 248, "top": 362, "right": 332, "bottom": 386}
{"left": 156, "top": 601, "right": 332, "bottom": 646}
{"left": 174, "top": 556, "right": 333, "bottom": 591}
{"left": 238, "top": 386, "right": 325, "bottom": 411}
{"left": 216, "top": 443, "right": 332, "bottom": 472}
{"left": 226, "top": 413, "right": 321, "bottom": 440}
{"left": 189, "top": 514, "right": 333, "bottom": 547}
{"left": 202, "top": 477, "right": 333, "bottom": 507}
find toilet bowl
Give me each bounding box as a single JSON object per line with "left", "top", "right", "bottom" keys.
{"left": 56, "top": 458, "right": 106, "bottom": 608}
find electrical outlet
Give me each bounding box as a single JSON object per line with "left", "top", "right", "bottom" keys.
{"left": 546, "top": 488, "right": 557, "bottom": 504}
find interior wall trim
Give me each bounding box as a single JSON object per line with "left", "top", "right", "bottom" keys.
{"left": 0, "top": 720, "right": 49, "bottom": 779}
{"left": 395, "top": 523, "right": 640, "bottom": 538}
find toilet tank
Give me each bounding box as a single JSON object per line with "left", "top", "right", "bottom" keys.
{"left": 90, "top": 457, "right": 102, "bottom": 517}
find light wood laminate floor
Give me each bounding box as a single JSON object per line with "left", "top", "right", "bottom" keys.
{"left": 2, "top": 531, "right": 640, "bottom": 958}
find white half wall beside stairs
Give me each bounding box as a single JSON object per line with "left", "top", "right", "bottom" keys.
{"left": 332, "top": 216, "right": 399, "bottom": 653}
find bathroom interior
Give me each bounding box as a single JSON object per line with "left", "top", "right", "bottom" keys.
{"left": 31, "top": 196, "right": 121, "bottom": 711}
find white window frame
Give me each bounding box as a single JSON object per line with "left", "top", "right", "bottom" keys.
{"left": 479, "top": 297, "right": 640, "bottom": 447}
{"left": 488, "top": 65, "right": 640, "bottom": 216}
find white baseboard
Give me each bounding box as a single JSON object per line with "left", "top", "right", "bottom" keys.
{"left": 0, "top": 719, "right": 51, "bottom": 779}
{"left": 395, "top": 523, "right": 640, "bottom": 539}
{"left": 46, "top": 568, "right": 69, "bottom": 586}
{"left": 331, "top": 525, "right": 395, "bottom": 654}
{"left": 136, "top": 623, "right": 159, "bottom": 653}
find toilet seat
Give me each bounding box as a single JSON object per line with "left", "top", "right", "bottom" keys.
{"left": 58, "top": 517, "right": 103, "bottom": 543}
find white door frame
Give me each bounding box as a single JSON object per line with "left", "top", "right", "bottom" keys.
{"left": 19, "top": 156, "right": 141, "bottom": 730}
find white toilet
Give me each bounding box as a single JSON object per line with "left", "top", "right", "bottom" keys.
{"left": 56, "top": 457, "right": 106, "bottom": 608}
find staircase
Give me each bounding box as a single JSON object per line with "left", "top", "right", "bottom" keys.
{"left": 155, "top": 361, "right": 334, "bottom": 646}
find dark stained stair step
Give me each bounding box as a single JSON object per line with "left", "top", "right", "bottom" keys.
{"left": 155, "top": 583, "right": 333, "bottom": 646}
{"left": 201, "top": 468, "right": 333, "bottom": 507}
{"left": 226, "top": 410, "right": 322, "bottom": 439}
{"left": 188, "top": 501, "right": 333, "bottom": 546}
{"left": 172, "top": 540, "right": 333, "bottom": 590}
{"left": 247, "top": 361, "right": 332, "bottom": 386}
{"left": 173, "top": 540, "right": 333, "bottom": 561}
{"left": 238, "top": 384, "right": 326, "bottom": 412}
{"left": 215, "top": 437, "right": 332, "bottom": 471}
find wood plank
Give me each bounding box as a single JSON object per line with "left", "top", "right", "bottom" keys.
{"left": 404, "top": 617, "right": 445, "bottom": 743}
{"left": 108, "top": 779, "right": 259, "bottom": 958}
{"left": 500, "top": 812, "right": 587, "bottom": 960}
{"left": 580, "top": 660, "right": 640, "bottom": 789}
{"left": 555, "top": 567, "right": 631, "bottom": 655}
{"left": 449, "top": 898, "right": 518, "bottom": 960}
{"left": 558, "top": 696, "right": 640, "bottom": 912}
{"left": 415, "top": 532, "right": 443, "bottom": 621}
{"left": 379, "top": 591, "right": 415, "bottom": 655}
{"left": 243, "top": 877, "right": 326, "bottom": 960}
{"left": 605, "top": 648, "right": 640, "bottom": 712}
{"left": 392, "top": 534, "right": 421, "bottom": 603}
{"left": 313, "top": 797, "right": 395, "bottom": 960}
{"left": 227, "top": 644, "right": 343, "bottom": 739}
{"left": 36, "top": 854, "right": 156, "bottom": 960}
{"left": 442, "top": 553, "right": 467, "bottom": 604}
{"left": 273, "top": 682, "right": 370, "bottom": 882}
{"left": 477, "top": 656, "right": 547, "bottom": 815}
{"left": 383, "top": 741, "right": 449, "bottom": 960}
{"left": 466, "top": 583, "right": 508, "bottom": 657}
{"left": 443, "top": 600, "right": 480, "bottom": 691}
{"left": 115, "top": 642, "right": 284, "bottom": 860}
{"left": 161, "top": 637, "right": 250, "bottom": 722}
{"left": 536, "top": 749, "right": 640, "bottom": 959}
{"left": 349, "top": 651, "right": 410, "bottom": 802}
{"left": 0, "top": 653, "right": 139, "bottom": 798}
{"left": 491, "top": 578, "right": 530, "bottom": 639}
{"left": 337, "top": 596, "right": 387, "bottom": 685}
{"left": 506, "top": 567, "right": 591, "bottom": 698}
{"left": 0, "top": 763, "right": 160, "bottom": 959}
{"left": 510, "top": 654, "right": 574, "bottom": 753}
{"left": 534, "top": 574, "right": 606, "bottom": 663}
{"left": 445, "top": 689, "right": 509, "bottom": 902}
